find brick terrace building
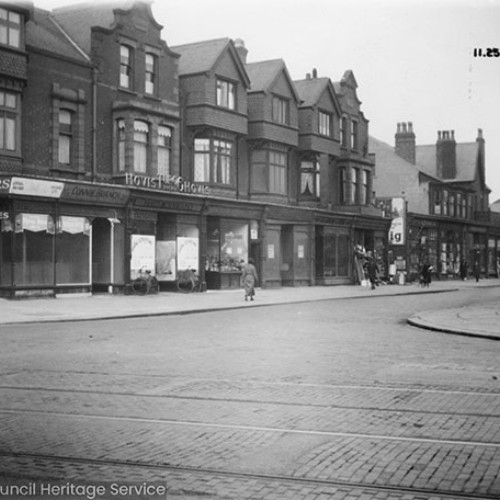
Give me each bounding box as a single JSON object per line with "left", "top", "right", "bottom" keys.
{"left": 0, "top": 0, "right": 387, "bottom": 297}
{"left": 371, "top": 123, "right": 500, "bottom": 282}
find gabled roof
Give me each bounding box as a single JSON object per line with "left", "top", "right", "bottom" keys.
{"left": 491, "top": 199, "right": 500, "bottom": 213}
{"left": 172, "top": 38, "right": 250, "bottom": 87}
{"left": 293, "top": 76, "right": 342, "bottom": 115}
{"left": 369, "top": 136, "right": 440, "bottom": 182}
{"left": 245, "top": 59, "right": 300, "bottom": 102}
{"left": 26, "top": 7, "right": 90, "bottom": 63}
{"left": 51, "top": 1, "right": 134, "bottom": 55}
{"left": 415, "top": 142, "right": 478, "bottom": 183}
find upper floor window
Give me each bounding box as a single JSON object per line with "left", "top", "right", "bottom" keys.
{"left": 157, "top": 126, "right": 172, "bottom": 176}
{"left": 319, "top": 111, "right": 332, "bottom": 137}
{"left": 133, "top": 120, "right": 149, "bottom": 173}
{"left": 351, "top": 120, "right": 358, "bottom": 150}
{"left": 120, "top": 45, "right": 133, "bottom": 89}
{"left": 117, "top": 119, "right": 126, "bottom": 171}
{"left": 0, "top": 90, "right": 17, "bottom": 152}
{"left": 251, "top": 148, "right": 287, "bottom": 195}
{"left": 340, "top": 115, "right": 348, "bottom": 147}
{"left": 145, "top": 53, "right": 157, "bottom": 95}
{"left": 216, "top": 79, "right": 235, "bottom": 110}
{"left": 0, "top": 9, "right": 21, "bottom": 48}
{"left": 194, "top": 137, "right": 233, "bottom": 185}
{"left": 300, "top": 161, "right": 320, "bottom": 198}
{"left": 58, "top": 109, "right": 72, "bottom": 165}
{"left": 272, "top": 96, "right": 289, "bottom": 125}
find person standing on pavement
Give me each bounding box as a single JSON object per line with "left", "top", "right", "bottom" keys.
{"left": 241, "top": 258, "right": 259, "bottom": 301}
{"left": 459, "top": 260, "right": 468, "bottom": 281}
{"left": 366, "top": 251, "right": 379, "bottom": 290}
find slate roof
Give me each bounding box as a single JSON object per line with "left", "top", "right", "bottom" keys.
{"left": 369, "top": 136, "right": 440, "bottom": 182}
{"left": 26, "top": 7, "right": 90, "bottom": 62}
{"left": 294, "top": 77, "right": 330, "bottom": 107}
{"left": 171, "top": 38, "right": 231, "bottom": 76}
{"left": 52, "top": 1, "right": 133, "bottom": 55}
{"left": 245, "top": 59, "right": 283, "bottom": 92}
{"left": 415, "top": 142, "right": 478, "bottom": 183}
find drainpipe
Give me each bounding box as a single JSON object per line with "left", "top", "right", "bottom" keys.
{"left": 91, "top": 67, "right": 98, "bottom": 182}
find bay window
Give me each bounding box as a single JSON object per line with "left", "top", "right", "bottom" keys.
{"left": 157, "top": 125, "right": 172, "bottom": 176}
{"left": 194, "top": 137, "right": 233, "bottom": 185}
{"left": 0, "top": 8, "right": 21, "bottom": 48}
{"left": 300, "top": 161, "right": 320, "bottom": 198}
{"left": 0, "top": 90, "right": 18, "bottom": 153}
{"left": 133, "top": 120, "right": 149, "bottom": 173}
{"left": 251, "top": 148, "right": 287, "bottom": 195}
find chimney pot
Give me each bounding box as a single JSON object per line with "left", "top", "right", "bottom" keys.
{"left": 312, "top": 68, "right": 318, "bottom": 79}
{"left": 306, "top": 73, "right": 311, "bottom": 80}
{"left": 234, "top": 38, "right": 248, "bottom": 64}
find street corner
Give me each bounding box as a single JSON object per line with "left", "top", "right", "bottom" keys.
{"left": 407, "top": 304, "right": 500, "bottom": 340}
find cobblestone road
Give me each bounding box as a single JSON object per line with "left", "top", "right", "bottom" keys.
{"left": 1, "top": 289, "right": 499, "bottom": 499}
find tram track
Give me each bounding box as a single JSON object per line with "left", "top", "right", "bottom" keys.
{"left": 0, "top": 450, "right": 498, "bottom": 500}
{"left": 0, "top": 382, "right": 499, "bottom": 419}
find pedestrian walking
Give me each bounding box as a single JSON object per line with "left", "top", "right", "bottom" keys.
{"left": 241, "top": 258, "right": 258, "bottom": 301}
{"left": 473, "top": 260, "right": 480, "bottom": 282}
{"left": 420, "top": 262, "right": 432, "bottom": 287}
{"left": 366, "top": 252, "right": 379, "bottom": 290}
{"left": 459, "top": 260, "right": 468, "bottom": 281}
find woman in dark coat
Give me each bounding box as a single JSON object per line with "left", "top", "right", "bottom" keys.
{"left": 367, "top": 253, "right": 379, "bottom": 290}
{"left": 241, "top": 258, "right": 259, "bottom": 301}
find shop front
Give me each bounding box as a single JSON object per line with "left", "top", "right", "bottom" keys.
{"left": 0, "top": 176, "right": 129, "bottom": 298}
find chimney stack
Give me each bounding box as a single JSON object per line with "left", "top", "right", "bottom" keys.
{"left": 395, "top": 121, "right": 416, "bottom": 164}
{"left": 436, "top": 130, "right": 456, "bottom": 179}
{"left": 234, "top": 38, "right": 248, "bottom": 64}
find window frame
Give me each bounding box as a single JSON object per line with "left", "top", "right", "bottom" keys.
{"left": 194, "top": 136, "right": 233, "bottom": 185}
{"left": 120, "top": 44, "right": 133, "bottom": 90}
{"left": 58, "top": 109, "right": 73, "bottom": 165}
{"left": 251, "top": 148, "right": 288, "bottom": 195}
{"left": 216, "top": 79, "right": 236, "bottom": 110}
{"left": 318, "top": 111, "right": 332, "bottom": 137}
{"left": 145, "top": 52, "right": 157, "bottom": 95}
{"left": 272, "top": 95, "right": 289, "bottom": 125}
{"left": 300, "top": 160, "right": 320, "bottom": 199}
{"left": 157, "top": 125, "right": 172, "bottom": 176}
{"left": 133, "top": 120, "right": 149, "bottom": 173}
{"left": 0, "top": 8, "right": 21, "bottom": 49}
{"left": 350, "top": 119, "right": 358, "bottom": 150}
{"left": 340, "top": 115, "right": 348, "bottom": 147}
{"left": 0, "top": 89, "right": 19, "bottom": 154}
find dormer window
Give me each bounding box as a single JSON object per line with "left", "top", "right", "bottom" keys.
{"left": 340, "top": 115, "right": 348, "bottom": 147}
{"left": 216, "top": 79, "right": 235, "bottom": 110}
{"left": 0, "top": 8, "right": 21, "bottom": 48}
{"left": 272, "top": 96, "right": 289, "bottom": 125}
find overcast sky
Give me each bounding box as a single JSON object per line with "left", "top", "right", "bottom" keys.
{"left": 36, "top": 0, "right": 500, "bottom": 202}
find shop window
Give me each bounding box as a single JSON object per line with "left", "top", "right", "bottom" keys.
{"left": 133, "top": 120, "right": 149, "bottom": 173}
{"left": 0, "top": 90, "right": 18, "bottom": 153}
{"left": 216, "top": 79, "right": 235, "bottom": 110}
{"left": 13, "top": 214, "right": 55, "bottom": 286}
{"left": 319, "top": 111, "right": 332, "bottom": 137}
{"left": 120, "top": 45, "right": 133, "bottom": 89}
{"left": 300, "top": 161, "right": 320, "bottom": 198}
{"left": 1, "top": 216, "right": 12, "bottom": 285}
{"left": 145, "top": 53, "right": 157, "bottom": 95}
{"left": 0, "top": 8, "right": 21, "bottom": 48}
{"left": 193, "top": 137, "right": 233, "bottom": 185}
{"left": 157, "top": 125, "right": 172, "bottom": 176}
{"left": 56, "top": 216, "right": 91, "bottom": 285}
{"left": 272, "top": 96, "right": 289, "bottom": 125}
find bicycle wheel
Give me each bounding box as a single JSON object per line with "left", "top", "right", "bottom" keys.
{"left": 177, "top": 277, "right": 194, "bottom": 293}
{"left": 132, "top": 277, "right": 148, "bottom": 295}
{"left": 149, "top": 277, "right": 159, "bottom": 294}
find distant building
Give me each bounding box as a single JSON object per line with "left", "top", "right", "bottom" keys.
{"left": 371, "top": 123, "right": 500, "bottom": 280}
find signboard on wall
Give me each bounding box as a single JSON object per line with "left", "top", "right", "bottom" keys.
{"left": 156, "top": 240, "right": 176, "bottom": 281}
{"left": 388, "top": 197, "right": 406, "bottom": 245}
{"left": 130, "top": 235, "right": 156, "bottom": 279}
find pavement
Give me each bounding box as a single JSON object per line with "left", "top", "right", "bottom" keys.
{"left": 0, "top": 278, "right": 499, "bottom": 339}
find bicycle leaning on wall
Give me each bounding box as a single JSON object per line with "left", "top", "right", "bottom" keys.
{"left": 177, "top": 268, "right": 202, "bottom": 293}
{"left": 131, "top": 268, "right": 159, "bottom": 295}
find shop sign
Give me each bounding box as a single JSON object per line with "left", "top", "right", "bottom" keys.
{"left": 60, "top": 184, "right": 129, "bottom": 206}
{"left": 125, "top": 173, "right": 209, "bottom": 196}
{"left": 388, "top": 197, "right": 406, "bottom": 245}
{"left": 0, "top": 177, "right": 11, "bottom": 193}
{"left": 9, "top": 177, "right": 64, "bottom": 198}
